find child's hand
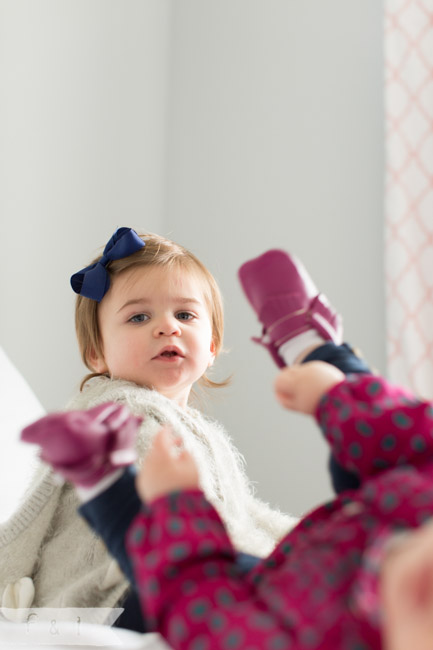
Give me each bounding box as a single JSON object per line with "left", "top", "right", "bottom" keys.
{"left": 136, "top": 426, "right": 200, "bottom": 503}
{"left": 381, "top": 523, "right": 433, "bottom": 650}
{"left": 274, "top": 361, "right": 345, "bottom": 415}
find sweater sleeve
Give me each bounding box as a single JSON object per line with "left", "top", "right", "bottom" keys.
{"left": 315, "top": 374, "right": 433, "bottom": 479}
{"left": 126, "top": 490, "right": 294, "bottom": 650}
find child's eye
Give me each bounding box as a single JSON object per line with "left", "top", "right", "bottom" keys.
{"left": 129, "top": 313, "right": 150, "bottom": 323}
{"left": 176, "top": 311, "right": 195, "bottom": 321}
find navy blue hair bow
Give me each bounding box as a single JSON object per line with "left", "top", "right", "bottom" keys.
{"left": 70, "top": 227, "right": 145, "bottom": 301}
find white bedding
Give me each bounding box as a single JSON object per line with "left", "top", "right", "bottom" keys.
{"left": 0, "top": 620, "right": 171, "bottom": 649}
{"left": 0, "top": 347, "right": 45, "bottom": 522}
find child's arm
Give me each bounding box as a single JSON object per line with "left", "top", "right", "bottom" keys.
{"left": 275, "top": 361, "right": 433, "bottom": 479}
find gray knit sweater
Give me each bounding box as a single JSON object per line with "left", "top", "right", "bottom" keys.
{"left": 0, "top": 377, "right": 296, "bottom": 615}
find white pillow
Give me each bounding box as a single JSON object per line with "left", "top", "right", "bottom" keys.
{"left": 0, "top": 347, "right": 45, "bottom": 522}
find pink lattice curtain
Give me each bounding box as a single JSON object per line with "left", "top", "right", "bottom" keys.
{"left": 386, "top": 0, "right": 433, "bottom": 397}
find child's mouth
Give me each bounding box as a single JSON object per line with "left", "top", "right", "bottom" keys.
{"left": 154, "top": 347, "right": 184, "bottom": 360}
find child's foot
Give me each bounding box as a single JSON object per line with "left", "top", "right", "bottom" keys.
{"left": 21, "top": 403, "right": 141, "bottom": 487}
{"left": 238, "top": 249, "right": 343, "bottom": 367}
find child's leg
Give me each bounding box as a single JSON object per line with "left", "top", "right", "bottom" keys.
{"left": 78, "top": 467, "right": 148, "bottom": 633}
{"left": 302, "top": 342, "right": 371, "bottom": 374}
{"left": 21, "top": 407, "right": 147, "bottom": 632}
{"left": 78, "top": 467, "right": 140, "bottom": 588}
{"left": 238, "top": 250, "right": 372, "bottom": 493}
{"left": 303, "top": 343, "right": 371, "bottom": 491}
{"left": 22, "top": 408, "right": 262, "bottom": 632}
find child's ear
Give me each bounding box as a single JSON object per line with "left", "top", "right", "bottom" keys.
{"left": 209, "top": 340, "right": 216, "bottom": 367}
{"left": 87, "top": 346, "right": 108, "bottom": 374}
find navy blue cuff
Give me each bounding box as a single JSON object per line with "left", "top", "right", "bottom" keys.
{"left": 79, "top": 466, "right": 141, "bottom": 586}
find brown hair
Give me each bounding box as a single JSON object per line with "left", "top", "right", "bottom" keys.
{"left": 75, "top": 232, "right": 226, "bottom": 391}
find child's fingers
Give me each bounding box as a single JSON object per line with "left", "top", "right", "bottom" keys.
{"left": 141, "top": 426, "right": 187, "bottom": 479}
{"left": 137, "top": 426, "right": 199, "bottom": 503}
{"left": 151, "top": 425, "right": 180, "bottom": 459}
{"left": 177, "top": 447, "right": 200, "bottom": 476}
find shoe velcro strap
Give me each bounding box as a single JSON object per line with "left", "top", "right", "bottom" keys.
{"left": 259, "top": 293, "right": 341, "bottom": 349}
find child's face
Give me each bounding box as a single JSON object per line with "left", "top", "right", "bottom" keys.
{"left": 90, "top": 265, "right": 216, "bottom": 408}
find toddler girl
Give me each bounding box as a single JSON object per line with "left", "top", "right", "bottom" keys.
{"left": 0, "top": 229, "right": 296, "bottom": 629}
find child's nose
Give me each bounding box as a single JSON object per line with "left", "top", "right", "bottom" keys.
{"left": 153, "top": 316, "right": 181, "bottom": 337}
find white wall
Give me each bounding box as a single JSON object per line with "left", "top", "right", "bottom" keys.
{"left": 0, "top": 1, "right": 384, "bottom": 516}
{"left": 165, "top": 0, "right": 385, "bottom": 515}
{"left": 0, "top": 0, "right": 171, "bottom": 409}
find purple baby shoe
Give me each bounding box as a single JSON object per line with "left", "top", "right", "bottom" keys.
{"left": 238, "top": 249, "right": 343, "bottom": 367}
{"left": 21, "top": 403, "right": 141, "bottom": 487}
